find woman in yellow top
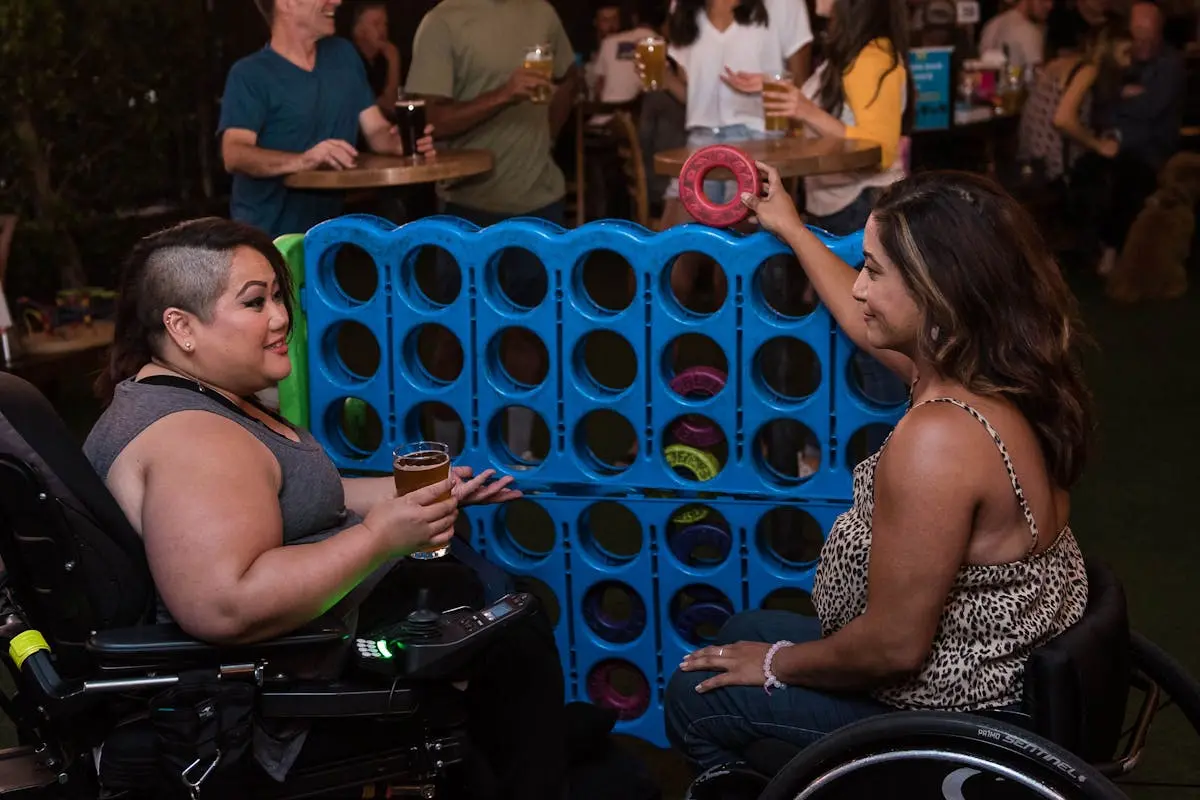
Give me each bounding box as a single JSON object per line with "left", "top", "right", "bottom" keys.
{"left": 732, "top": 0, "right": 910, "bottom": 235}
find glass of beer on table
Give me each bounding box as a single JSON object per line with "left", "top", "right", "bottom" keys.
{"left": 635, "top": 35, "right": 667, "bottom": 91}
{"left": 524, "top": 42, "right": 555, "bottom": 104}
{"left": 762, "top": 70, "right": 794, "bottom": 134}
{"left": 394, "top": 94, "right": 427, "bottom": 161}
{"left": 393, "top": 440, "right": 452, "bottom": 559}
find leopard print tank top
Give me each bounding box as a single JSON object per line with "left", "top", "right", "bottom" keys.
{"left": 812, "top": 397, "right": 1089, "bottom": 711}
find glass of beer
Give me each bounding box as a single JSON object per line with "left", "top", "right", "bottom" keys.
{"left": 393, "top": 440, "right": 452, "bottom": 559}
{"left": 524, "top": 42, "right": 555, "bottom": 104}
{"left": 635, "top": 36, "right": 667, "bottom": 91}
{"left": 762, "top": 70, "right": 794, "bottom": 134}
{"left": 394, "top": 95, "right": 427, "bottom": 161}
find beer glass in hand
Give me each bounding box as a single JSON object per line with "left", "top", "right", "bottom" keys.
{"left": 394, "top": 441, "right": 452, "bottom": 559}
{"left": 524, "top": 43, "right": 555, "bottom": 104}
{"left": 394, "top": 95, "right": 428, "bottom": 161}
{"left": 762, "top": 71, "right": 794, "bottom": 133}
{"left": 635, "top": 36, "right": 667, "bottom": 91}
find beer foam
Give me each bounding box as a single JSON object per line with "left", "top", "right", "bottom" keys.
{"left": 395, "top": 450, "right": 447, "bottom": 469}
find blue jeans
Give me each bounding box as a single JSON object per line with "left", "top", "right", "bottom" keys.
{"left": 665, "top": 125, "right": 777, "bottom": 205}
{"left": 665, "top": 611, "right": 892, "bottom": 771}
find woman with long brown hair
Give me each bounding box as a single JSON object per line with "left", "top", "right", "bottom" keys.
{"left": 664, "top": 168, "right": 1092, "bottom": 771}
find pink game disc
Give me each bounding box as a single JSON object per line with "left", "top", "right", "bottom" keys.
{"left": 678, "top": 144, "right": 762, "bottom": 228}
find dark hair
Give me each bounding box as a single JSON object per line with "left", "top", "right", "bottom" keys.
{"left": 352, "top": 1, "right": 388, "bottom": 26}
{"left": 254, "top": 0, "right": 273, "bottom": 24}
{"left": 636, "top": 0, "right": 668, "bottom": 30}
{"left": 1084, "top": 14, "right": 1134, "bottom": 108}
{"left": 581, "top": 1, "right": 632, "bottom": 57}
{"left": 96, "top": 218, "right": 296, "bottom": 404}
{"left": 870, "top": 171, "right": 1094, "bottom": 488}
{"left": 817, "top": 0, "right": 910, "bottom": 119}
{"left": 668, "top": 0, "right": 768, "bottom": 48}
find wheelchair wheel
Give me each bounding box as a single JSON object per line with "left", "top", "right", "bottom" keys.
{"left": 1131, "top": 631, "right": 1200, "bottom": 736}
{"left": 758, "top": 711, "right": 1128, "bottom": 800}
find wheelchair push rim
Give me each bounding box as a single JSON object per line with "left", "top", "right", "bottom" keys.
{"left": 757, "top": 711, "right": 1129, "bottom": 800}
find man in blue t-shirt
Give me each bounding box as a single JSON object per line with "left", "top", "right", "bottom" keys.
{"left": 218, "top": 0, "right": 435, "bottom": 238}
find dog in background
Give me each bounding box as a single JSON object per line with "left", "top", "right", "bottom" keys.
{"left": 1107, "top": 151, "right": 1200, "bottom": 303}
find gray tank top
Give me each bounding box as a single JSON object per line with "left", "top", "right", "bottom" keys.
{"left": 84, "top": 377, "right": 362, "bottom": 549}
{"left": 85, "top": 377, "right": 387, "bottom": 781}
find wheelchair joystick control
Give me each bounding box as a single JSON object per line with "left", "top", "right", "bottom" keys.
{"left": 354, "top": 592, "right": 538, "bottom": 679}
{"left": 397, "top": 589, "right": 441, "bottom": 642}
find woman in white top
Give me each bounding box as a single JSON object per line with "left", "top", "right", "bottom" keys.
{"left": 653, "top": 0, "right": 814, "bottom": 305}
{"left": 658, "top": 0, "right": 814, "bottom": 217}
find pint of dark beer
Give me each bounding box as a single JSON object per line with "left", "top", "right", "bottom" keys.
{"left": 394, "top": 97, "right": 427, "bottom": 160}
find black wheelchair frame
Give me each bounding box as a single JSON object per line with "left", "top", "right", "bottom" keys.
{"left": 0, "top": 371, "right": 529, "bottom": 799}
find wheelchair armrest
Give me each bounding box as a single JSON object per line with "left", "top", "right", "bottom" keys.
{"left": 86, "top": 614, "right": 350, "bottom": 664}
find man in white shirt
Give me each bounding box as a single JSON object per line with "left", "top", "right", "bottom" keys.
{"left": 978, "top": 0, "right": 1054, "bottom": 72}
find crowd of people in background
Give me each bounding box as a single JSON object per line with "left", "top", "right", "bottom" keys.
{"left": 216, "top": 0, "right": 1192, "bottom": 290}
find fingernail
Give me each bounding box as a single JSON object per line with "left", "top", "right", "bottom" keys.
{"left": 740, "top": 193, "right": 752, "bottom": 202}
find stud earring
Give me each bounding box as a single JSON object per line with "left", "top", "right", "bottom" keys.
{"left": 184, "top": 342, "right": 194, "bottom": 352}
{"left": 930, "top": 326, "right": 940, "bottom": 342}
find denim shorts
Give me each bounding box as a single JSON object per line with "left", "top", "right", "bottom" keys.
{"left": 664, "top": 124, "right": 777, "bottom": 206}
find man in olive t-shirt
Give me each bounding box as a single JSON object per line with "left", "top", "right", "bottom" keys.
{"left": 406, "top": 0, "right": 580, "bottom": 461}
{"left": 405, "top": 0, "right": 579, "bottom": 229}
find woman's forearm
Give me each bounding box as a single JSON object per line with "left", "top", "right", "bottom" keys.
{"left": 799, "top": 106, "right": 847, "bottom": 139}
{"left": 203, "top": 523, "right": 393, "bottom": 644}
{"left": 773, "top": 614, "right": 922, "bottom": 691}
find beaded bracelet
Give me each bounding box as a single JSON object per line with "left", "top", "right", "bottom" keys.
{"left": 763, "top": 640, "right": 793, "bottom": 695}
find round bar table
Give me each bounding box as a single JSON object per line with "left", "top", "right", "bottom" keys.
{"left": 654, "top": 137, "right": 880, "bottom": 179}
{"left": 284, "top": 150, "right": 494, "bottom": 190}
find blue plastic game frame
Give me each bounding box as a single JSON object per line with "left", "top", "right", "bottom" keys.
{"left": 288, "top": 213, "right": 907, "bottom": 747}
{"left": 461, "top": 492, "right": 849, "bottom": 747}
{"left": 300, "top": 215, "right": 902, "bottom": 501}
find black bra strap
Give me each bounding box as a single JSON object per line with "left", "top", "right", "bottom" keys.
{"left": 136, "top": 375, "right": 289, "bottom": 430}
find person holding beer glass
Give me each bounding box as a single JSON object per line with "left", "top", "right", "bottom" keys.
{"left": 644, "top": 0, "right": 813, "bottom": 305}
{"left": 218, "top": 0, "right": 437, "bottom": 239}
{"left": 84, "top": 217, "right": 569, "bottom": 799}
{"left": 725, "top": 0, "right": 911, "bottom": 236}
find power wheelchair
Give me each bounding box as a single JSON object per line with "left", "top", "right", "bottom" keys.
{"left": 0, "top": 371, "right": 582, "bottom": 799}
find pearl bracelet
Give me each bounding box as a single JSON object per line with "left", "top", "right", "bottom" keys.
{"left": 763, "top": 639, "right": 793, "bottom": 695}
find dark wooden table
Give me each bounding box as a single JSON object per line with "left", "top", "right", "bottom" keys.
{"left": 654, "top": 137, "right": 882, "bottom": 179}
{"left": 284, "top": 150, "right": 494, "bottom": 190}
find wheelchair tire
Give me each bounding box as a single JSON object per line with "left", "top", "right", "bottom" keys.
{"left": 757, "top": 711, "right": 1128, "bottom": 800}
{"left": 1131, "top": 631, "right": 1200, "bottom": 737}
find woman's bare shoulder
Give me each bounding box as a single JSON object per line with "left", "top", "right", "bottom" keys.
{"left": 113, "top": 410, "right": 279, "bottom": 488}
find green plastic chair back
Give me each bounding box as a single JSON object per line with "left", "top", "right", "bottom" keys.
{"left": 274, "top": 234, "right": 309, "bottom": 429}
{"left": 274, "top": 232, "right": 370, "bottom": 446}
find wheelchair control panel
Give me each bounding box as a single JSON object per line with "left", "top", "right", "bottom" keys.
{"left": 355, "top": 591, "right": 535, "bottom": 679}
